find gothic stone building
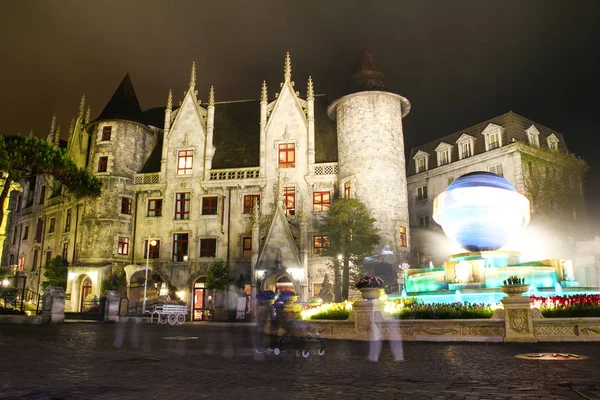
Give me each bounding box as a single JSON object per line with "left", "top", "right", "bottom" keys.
{"left": 2, "top": 51, "right": 412, "bottom": 315}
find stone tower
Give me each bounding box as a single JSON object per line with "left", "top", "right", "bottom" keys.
{"left": 327, "top": 50, "right": 411, "bottom": 264}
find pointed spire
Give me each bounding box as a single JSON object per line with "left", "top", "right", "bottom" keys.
{"left": 261, "top": 81, "right": 268, "bottom": 103}
{"left": 284, "top": 52, "right": 292, "bottom": 82}
{"left": 189, "top": 61, "right": 196, "bottom": 88}
{"left": 69, "top": 118, "right": 75, "bottom": 135}
{"left": 54, "top": 125, "right": 61, "bottom": 147}
{"left": 166, "top": 89, "right": 173, "bottom": 110}
{"left": 97, "top": 74, "right": 142, "bottom": 122}
{"left": 47, "top": 114, "right": 57, "bottom": 142}
{"left": 307, "top": 76, "right": 314, "bottom": 100}
{"left": 79, "top": 94, "right": 86, "bottom": 117}
{"left": 29, "top": 129, "right": 34, "bottom": 139}
{"left": 208, "top": 86, "right": 215, "bottom": 106}
{"left": 85, "top": 106, "right": 91, "bottom": 125}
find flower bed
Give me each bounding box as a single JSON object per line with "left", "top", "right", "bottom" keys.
{"left": 0, "top": 306, "right": 26, "bottom": 315}
{"left": 530, "top": 294, "right": 600, "bottom": 318}
{"left": 391, "top": 302, "right": 494, "bottom": 320}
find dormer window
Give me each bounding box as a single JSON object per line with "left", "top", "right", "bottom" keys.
{"left": 525, "top": 125, "right": 540, "bottom": 147}
{"left": 413, "top": 150, "right": 429, "bottom": 173}
{"left": 456, "top": 134, "right": 475, "bottom": 159}
{"left": 177, "top": 150, "right": 193, "bottom": 175}
{"left": 481, "top": 123, "right": 504, "bottom": 151}
{"left": 435, "top": 142, "right": 452, "bottom": 167}
{"left": 546, "top": 134, "right": 559, "bottom": 151}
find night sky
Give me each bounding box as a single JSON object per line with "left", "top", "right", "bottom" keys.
{"left": 1, "top": 1, "right": 599, "bottom": 234}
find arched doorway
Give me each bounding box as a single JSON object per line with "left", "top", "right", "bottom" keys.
{"left": 192, "top": 276, "right": 210, "bottom": 321}
{"left": 80, "top": 276, "right": 93, "bottom": 312}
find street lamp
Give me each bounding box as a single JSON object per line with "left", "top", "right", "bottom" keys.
{"left": 142, "top": 236, "right": 157, "bottom": 314}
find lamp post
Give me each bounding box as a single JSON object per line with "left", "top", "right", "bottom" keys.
{"left": 142, "top": 236, "right": 157, "bottom": 314}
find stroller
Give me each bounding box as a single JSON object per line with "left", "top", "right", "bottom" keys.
{"left": 269, "top": 319, "right": 326, "bottom": 358}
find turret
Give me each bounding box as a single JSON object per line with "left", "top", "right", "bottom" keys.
{"left": 204, "top": 86, "right": 215, "bottom": 180}
{"left": 327, "top": 50, "right": 412, "bottom": 263}
{"left": 259, "top": 80, "right": 268, "bottom": 177}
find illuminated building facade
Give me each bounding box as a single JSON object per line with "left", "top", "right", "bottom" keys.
{"left": 1, "top": 51, "right": 412, "bottom": 314}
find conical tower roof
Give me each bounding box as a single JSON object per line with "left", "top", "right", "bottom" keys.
{"left": 96, "top": 73, "right": 143, "bottom": 123}
{"left": 345, "top": 49, "right": 388, "bottom": 95}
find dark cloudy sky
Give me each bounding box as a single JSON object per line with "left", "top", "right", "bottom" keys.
{"left": 1, "top": 0, "right": 599, "bottom": 233}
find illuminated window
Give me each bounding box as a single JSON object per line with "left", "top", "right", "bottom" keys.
{"left": 102, "top": 126, "right": 112, "bottom": 141}
{"left": 489, "top": 133, "right": 499, "bottom": 149}
{"left": 65, "top": 208, "right": 72, "bottom": 232}
{"left": 242, "top": 237, "right": 252, "bottom": 258}
{"left": 144, "top": 240, "right": 160, "bottom": 258}
{"left": 98, "top": 156, "right": 108, "bottom": 172}
{"left": 546, "top": 134, "right": 559, "bottom": 151}
{"left": 62, "top": 243, "right": 68, "bottom": 259}
{"left": 439, "top": 149, "right": 449, "bottom": 165}
{"left": 416, "top": 185, "right": 428, "bottom": 201}
{"left": 460, "top": 142, "right": 472, "bottom": 158}
{"left": 419, "top": 216, "right": 430, "bottom": 228}
{"left": 18, "top": 256, "right": 25, "bottom": 271}
{"left": 201, "top": 196, "right": 218, "bottom": 215}
{"left": 147, "top": 199, "right": 162, "bottom": 217}
{"left": 283, "top": 186, "right": 295, "bottom": 216}
{"left": 399, "top": 226, "right": 407, "bottom": 247}
{"left": 278, "top": 143, "right": 295, "bottom": 168}
{"left": 22, "top": 225, "right": 29, "bottom": 240}
{"left": 175, "top": 193, "right": 190, "bottom": 220}
{"left": 416, "top": 157, "right": 426, "bottom": 173}
{"left": 435, "top": 143, "right": 452, "bottom": 166}
{"left": 117, "top": 237, "right": 129, "bottom": 255}
{"left": 344, "top": 182, "right": 351, "bottom": 199}
{"left": 200, "top": 238, "right": 217, "bottom": 258}
{"left": 121, "top": 197, "right": 132, "bottom": 215}
{"left": 39, "top": 185, "right": 46, "bottom": 205}
{"left": 173, "top": 233, "right": 188, "bottom": 262}
{"left": 177, "top": 150, "right": 194, "bottom": 175}
{"left": 313, "top": 191, "right": 330, "bottom": 211}
{"left": 243, "top": 194, "right": 260, "bottom": 214}
{"left": 313, "top": 235, "right": 330, "bottom": 256}
{"left": 488, "top": 164, "right": 503, "bottom": 177}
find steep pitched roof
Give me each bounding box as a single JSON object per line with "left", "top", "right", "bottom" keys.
{"left": 345, "top": 49, "right": 388, "bottom": 95}
{"left": 407, "top": 112, "right": 569, "bottom": 175}
{"left": 95, "top": 74, "right": 143, "bottom": 124}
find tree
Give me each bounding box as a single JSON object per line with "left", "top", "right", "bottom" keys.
{"left": 206, "top": 259, "right": 233, "bottom": 321}
{"left": 42, "top": 256, "right": 69, "bottom": 291}
{"left": 322, "top": 198, "right": 381, "bottom": 301}
{"left": 520, "top": 144, "right": 588, "bottom": 237}
{"left": 101, "top": 270, "right": 127, "bottom": 297}
{"left": 0, "top": 135, "right": 102, "bottom": 228}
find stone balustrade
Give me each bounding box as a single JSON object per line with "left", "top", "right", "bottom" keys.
{"left": 209, "top": 167, "right": 260, "bottom": 181}
{"left": 133, "top": 172, "right": 161, "bottom": 185}
{"left": 313, "top": 162, "right": 338, "bottom": 175}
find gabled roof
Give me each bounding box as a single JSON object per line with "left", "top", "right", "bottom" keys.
{"left": 94, "top": 74, "right": 144, "bottom": 124}
{"left": 407, "top": 112, "right": 568, "bottom": 176}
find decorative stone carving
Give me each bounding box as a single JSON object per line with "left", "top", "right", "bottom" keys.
{"left": 508, "top": 309, "right": 529, "bottom": 333}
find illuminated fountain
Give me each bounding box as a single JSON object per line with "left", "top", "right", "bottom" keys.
{"left": 401, "top": 172, "right": 599, "bottom": 304}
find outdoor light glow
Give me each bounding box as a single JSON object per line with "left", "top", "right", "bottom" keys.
{"left": 2, "top": 279, "right": 9, "bottom": 286}
{"left": 433, "top": 172, "right": 530, "bottom": 251}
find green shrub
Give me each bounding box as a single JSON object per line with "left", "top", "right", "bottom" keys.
{"left": 540, "top": 305, "right": 600, "bottom": 318}
{"left": 392, "top": 302, "right": 493, "bottom": 319}
{"left": 309, "top": 308, "right": 350, "bottom": 320}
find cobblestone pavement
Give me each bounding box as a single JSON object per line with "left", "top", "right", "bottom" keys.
{"left": 1, "top": 322, "right": 600, "bottom": 400}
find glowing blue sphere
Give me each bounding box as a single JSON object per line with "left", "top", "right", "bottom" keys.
{"left": 433, "top": 172, "right": 530, "bottom": 251}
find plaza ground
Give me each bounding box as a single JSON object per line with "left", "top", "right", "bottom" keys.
{"left": 1, "top": 322, "right": 600, "bottom": 399}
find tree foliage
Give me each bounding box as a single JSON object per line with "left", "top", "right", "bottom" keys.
{"left": 42, "top": 256, "right": 69, "bottom": 291}
{"left": 101, "top": 270, "right": 127, "bottom": 297}
{"left": 206, "top": 259, "right": 232, "bottom": 291}
{"left": 0, "top": 134, "right": 102, "bottom": 227}
{"left": 520, "top": 144, "right": 588, "bottom": 234}
{"left": 322, "top": 198, "right": 381, "bottom": 300}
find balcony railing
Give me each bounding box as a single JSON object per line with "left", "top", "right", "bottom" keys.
{"left": 313, "top": 162, "right": 338, "bottom": 175}
{"left": 209, "top": 167, "right": 260, "bottom": 181}
{"left": 133, "top": 173, "right": 161, "bottom": 185}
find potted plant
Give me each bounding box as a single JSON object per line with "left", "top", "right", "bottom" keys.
{"left": 501, "top": 275, "right": 529, "bottom": 297}
{"left": 355, "top": 274, "right": 386, "bottom": 300}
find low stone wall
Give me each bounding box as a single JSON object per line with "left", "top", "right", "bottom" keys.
{"left": 312, "top": 319, "right": 505, "bottom": 342}
{"left": 533, "top": 317, "right": 600, "bottom": 342}
{"left": 0, "top": 315, "right": 47, "bottom": 324}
